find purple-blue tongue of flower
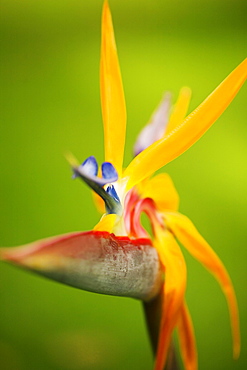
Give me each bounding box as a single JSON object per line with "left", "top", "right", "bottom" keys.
{"left": 72, "top": 156, "right": 121, "bottom": 214}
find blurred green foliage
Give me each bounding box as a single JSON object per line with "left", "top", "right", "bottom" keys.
{"left": 0, "top": 0, "right": 246, "bottom": 369}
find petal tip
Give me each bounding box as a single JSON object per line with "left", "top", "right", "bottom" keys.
{"left": 64, "top": 151, "right": 80, "bottom": 168}
{"left": 233, "top": 338, "right": 241, "bottom": 360}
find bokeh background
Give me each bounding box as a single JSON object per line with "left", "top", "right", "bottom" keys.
{"left": 0, "top": 0, "right": 246, "bottom": 369}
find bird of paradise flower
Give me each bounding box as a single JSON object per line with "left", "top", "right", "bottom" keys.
{"left": 0, "top": 2, "right": 246, "bottom": 370}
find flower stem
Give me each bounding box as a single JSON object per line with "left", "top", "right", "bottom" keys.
{"left": 143, "top": 295, "right": 179, "bottom": 370}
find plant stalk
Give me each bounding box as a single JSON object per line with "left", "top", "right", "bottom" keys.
{"left": 143, "top": 294, "right": 179, "bottom": 370}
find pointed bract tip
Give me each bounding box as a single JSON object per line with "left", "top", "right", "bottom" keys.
{"left": 0, "top": 248, "right": 10, "bottom": 261}
{"left": 0, "top": 245, "right": 32, "bottom": 265}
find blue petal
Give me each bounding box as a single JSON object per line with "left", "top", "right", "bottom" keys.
{"left": 102, "top": 162, "right": 118, "bottom": 181}
{"left": 73, "top": 167, "right": 121, "bottom": 213}
{"left": 106, "top": 185, "right": 120, "bottom": 202}
{"left": 75, "top": 161, "right": 117, "bottom": 186}
{"left": 72, "top": 158, "right": 121, "bottom": 214}
{"left": 81, "top": 156, "right": 98, "bottom": 176}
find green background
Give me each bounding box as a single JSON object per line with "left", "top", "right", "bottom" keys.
{"left": 0, "top": 0, "right": 246, "bottom": 369}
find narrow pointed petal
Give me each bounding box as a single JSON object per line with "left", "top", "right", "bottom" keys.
{"left": 138, "top": 173, "right": 179, "bottom": 212}
{"left": 177, "top": 302, "right": 198, "bottom": 370}
{"left": 133, "top": 93, "right": 171, "bottom": 156}
{"left": 165, "top": 87, "right": 191, "bottom": 135}
{"left": 153, "top": 228, "right": 187, "bottom": 370}
{"left": 0, "top": 231, "right": 162, "bottom": 301}
{"left": 165, "top": 212, "right": 240, "bottom": 358}
{"left": 124, "top": 59, "right": 247, "bottom": 190}
{"left": 100, "top": 1, "right": 126, "bottom": 175}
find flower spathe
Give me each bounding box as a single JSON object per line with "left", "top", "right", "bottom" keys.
{"left": 0, "top": 1, "right": 246, "bottom": 370}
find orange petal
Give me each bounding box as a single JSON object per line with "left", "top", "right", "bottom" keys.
{"left": 153, "top": 228, "right": 187, "bottom": 370}
{"left": 100, "top": 1, "right": 126, "bottom": 176}
{"left": 177, "top": 302, "right": 198, "bottom": 370}
{"left": 166, "top": 87, "right": 191, "bottom": 135}
{"left": 91, "top": 190, "right": 105, "bottom": 213}
{"left": 138, "top": 173, "right": 179, "bottom": 212}
{"left": 165, "top": 212, "right": 240, "bottom": 358}
{"left": 93, "top": 213, "right": 118, "bottom": 232}
{"left": 124, "top": 59, "right": 247, "bottom": 190}
{"left": 0, "top": 231, "right": 162, "bottom": 301}
{"left": 90, "top": 166, "right": 106, "bottom": 214}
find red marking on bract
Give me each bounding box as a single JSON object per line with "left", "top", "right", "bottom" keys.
{"left": 0, "top": 230, "right": 153, "bottom": 265}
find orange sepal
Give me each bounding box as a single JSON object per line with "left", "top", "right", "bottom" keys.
{"left": 165, "top": 212, "right": 240, "bottom": 358}
{"left": 138, "top": 173, "right": 179, "bottom": 212}
{"left": 153, "top": 228, "right": 187, "bottom": 370}
{"left": 177, "top": 302, "right": 198, "bottom": 370}
{"left": 166, "top": 87, "right": 191, "bottom": 135}
{"left": 124, "top": 59, "right": 247, "bottom": 190}
{"left": 91, "top": 190, "right": 105, "bottom": 214}
{"left": 100, "top": 1, "right": 126, "bottom": 175}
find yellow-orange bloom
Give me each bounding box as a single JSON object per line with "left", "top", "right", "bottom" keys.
{"left": 1, "top": 2, "right": 246, "bottom": 370}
